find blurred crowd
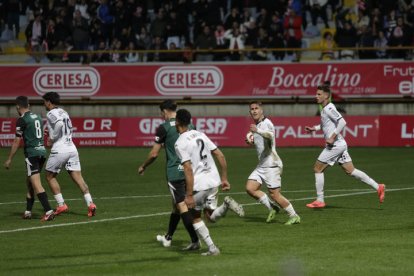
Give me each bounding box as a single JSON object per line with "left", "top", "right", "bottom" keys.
{"left": 0, "top": 0, "right": 413, "bottom": 63}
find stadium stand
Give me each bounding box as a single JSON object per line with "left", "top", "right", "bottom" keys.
{"left": 0, "top": 0, "right": 413, "bottom": 63}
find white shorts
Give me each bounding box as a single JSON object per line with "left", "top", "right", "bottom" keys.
{"left": 248, "top": 166, "right": 282, "bottom": 189}
{"left": 193, "top": 187, "right": 219, "bottom": 211}
{"left": 317, "top": 144, "right": 352, "bottom": 166}
{"left": 46, "top": 151, "right": 81, "bottom": 173}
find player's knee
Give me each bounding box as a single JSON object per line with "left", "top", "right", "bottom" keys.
{"left": 345, "top": 168, "right": 354, "bottom": 176}
{"left": 313, "top": 167, "right": 322, "bottom": 173}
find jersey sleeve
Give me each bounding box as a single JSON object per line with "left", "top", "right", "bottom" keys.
{"left": 175, "top": 139, "right": 191, "bottom": 164}
{"left": 326, "top": 104, "right": 343, "bottom": 122}
{"left": 47, "top": 110, "right": 60, "bottom": 124}
{"left": 202, "top": 133, "right": 217, "bottom": 151}
{"left": 154, "top": 125, "right": 167, "bottom": 144}
{"left": 15, "top": 117, "right": 26, "bottom": 137}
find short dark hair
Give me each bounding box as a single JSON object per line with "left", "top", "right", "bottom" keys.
{"left": 317, "top": 81, "right": 331, "bottom": 94}
{"left": 249, "top": 101, "right": 263, "bottom": 107}
{"left": 159, "top": 100, "right": 177, "bottom": 111}
{"left": 42, "top": 92, "right": 60, "bottom": 105}
{"left": 176, "top": 109, "right": 191, "bottom": 126}
{"left": 16, "top": 96, "right": 29, "bottom": 108}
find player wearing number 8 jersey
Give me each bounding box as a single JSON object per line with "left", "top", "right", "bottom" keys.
{"left": 305, "top": 83, "right": 385, "bottom": 208}
{"left": 4, "top": 96, "right": 55, "bottom": 221}
{"left": 42, "top": 92, "right": 97, "bottom": 217}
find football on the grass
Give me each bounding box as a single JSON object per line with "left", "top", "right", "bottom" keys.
{"left": 246, "top": 131, "right": 254, "bottom": 145}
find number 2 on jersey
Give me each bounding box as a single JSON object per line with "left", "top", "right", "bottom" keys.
{"left": 196, "top": 139, "right": 207, "bottom": 160}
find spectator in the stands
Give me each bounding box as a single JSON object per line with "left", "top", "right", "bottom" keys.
{"left": 284, "top": 9, "right": 302, "bottom": 61}
{"left": 257, "top": 8, "right": 271, "bottom": 29}
{"left": 62, "top": 38, "right": 80, "bottom": 62}
{"left": 388, "top": 16, "right": 410, "bottom": 59}
{"left": 97, "top": 0, "right": 114, "bottom": 43}
{"left": 74, "top": 0, "right": 90, "bottom": 20}
{"left": 25, "top": 11, "right": 46, "bottom": 50}
{"left": 147, "top": 35, "right": 167, "bottom": 62}
{"left": 224, "top": 23, "right": 246, "bottom": 61}
{"left": 320, "top": 30, "right": 336, "bottom": 60}
{"left": 6, "top": 0, "right": 20, "bottom": 39}
{"left": 357, "top": 25, "right": 375, "bottom": 59}
{"left": 165, "top": 41, "right": 182, "bottom": 62}
{"left": 110, "top": 38, "right": 123, "bottom": 62}
{"left": 165, "top": 10, "right": 185, "bottom": 49}
{"left": 130, "top": 5, "right": 147, "bottom": 40}
{"left": 92, "top": 40, "right": 110, "bottom": 62}
{"left": 224, "top": 7, "right": 241, "bottom": 29}
{"left": 194, "top": 25, "right": 216, "bottom": 61}
{"left": 374, "top": 30, "right": 388, "bottom": 58}
{"left": 335, "top": 20, "right": 358, "bottom": 59}
{"left": 72, "top": 9, "right": 89, "bottom": 61}
{"left": 150, "top": 8, "right": 167, "bottom": 39}
{"left": 251, "top": 27, "right": 270, "bottom": 61}
{"left": 309, "top": 0, "right": 330, "bottom": 28}
{"left": 124, "top": 41, "right": 139, "bottom": 63}
{"left": 214, "top": 23, "right": 228, "bottom": 61}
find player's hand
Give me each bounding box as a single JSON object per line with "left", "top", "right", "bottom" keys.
{"left": 305, "top": 126, "right": 315, "bottom": 133}
{"left": 4, "top": 159, "right": 11, "bottom": 170}
{"left": 221, "top": 180, "right": 230, "bottom": 191}
{"left": 185, "top": 195, "right": 195, "bottom": 209}
{"left": 43, "top": 128, "right": 49, "bottom": 136}
{"left": 249, "top": 124, "right": 257, "bottom": 133}
{"left": 138, "top": 166, "right": 145, "bottom": 175}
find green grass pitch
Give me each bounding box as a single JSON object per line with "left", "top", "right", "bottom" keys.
{"left": 1, "top": 147, "right": 413, "bottom": 275}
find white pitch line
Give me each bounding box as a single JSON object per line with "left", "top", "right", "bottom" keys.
{"left": 241, "top": 187, "right": 414, "bottom": 206}
{"left": 0, "top": 187, "right": 412, "bottom": 235}
{"left": 0, "top": 188, "right": 384, "bottom": 206}
{"left": 0, "top": 212, "right": 170, "bottom": 234}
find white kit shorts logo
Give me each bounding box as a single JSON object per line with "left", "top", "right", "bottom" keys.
{"left": 33, "top": 67, "right": 101, "bottom": 96}
{"left": 154, "top": 66, "right": 223, "bottom": 95}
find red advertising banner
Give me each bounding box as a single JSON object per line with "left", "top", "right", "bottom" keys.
{"left": 2, "top": 115, "right": 404, "bottom": 148}
{"left": 0, "top": 62, "right": 413, "bottom": 99}
{"left": 378, "top": 116, "right": 414, "bottom": 147}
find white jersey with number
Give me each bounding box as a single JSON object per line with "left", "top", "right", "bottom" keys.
{"left": 253, "top": 118, "right": 283, "bottom": 168}
{"left": 320, "top": 103, "right": 347, "bottom": 146}
{"left": 175, "top": 130, "right": 220, "bottom": 191}
{"left": 46, "top": 107, "right": 77, "bottom": 153}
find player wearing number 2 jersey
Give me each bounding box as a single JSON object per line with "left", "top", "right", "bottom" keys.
{"left": 42, "top": 92, "right": 97, "bottom": 217}
{"left": 3, "top": 96, "right": 55, "bottom": 221}
{"left": 305, "top": 83, "right": 385, "bottom": 208}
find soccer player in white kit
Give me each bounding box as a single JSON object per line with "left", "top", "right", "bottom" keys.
{"left": 246, "top": 101, "right": 300, "bottom": 225}
{"left": 42, "top": 92, "right": 97, "bottom": 217}
{"left": 175, "top": 109, "right": 236, "bottom": 256}
{"left": 305, "top": 84, "right": 385, "bottom": 208}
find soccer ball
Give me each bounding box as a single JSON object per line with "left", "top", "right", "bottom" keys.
{"left": 245, "top": 131, "right": 254, "bottom": 145}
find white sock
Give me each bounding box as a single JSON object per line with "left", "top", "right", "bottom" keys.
{"left": 315, "top": 173, "right": 325, "bottom": 202}
{"left": 351, "top": 169, "right": 379, "bottom": 190}
{"left": 258, "top": 194, "right": 273, "bottom": 211}
{"left": 193, "top": 221, "right": 214, "bottom": 249}
{"left": 83, "top": 193, "right": 93, "bottom": 206}
{"left": 284, "top": 203, "right": 297, "bottom": 217}
{"left": 54, "top": 193, "right": 65, "bottom": 206}
{"left": 209, "top": 203, "right": 228, "bottom": 222}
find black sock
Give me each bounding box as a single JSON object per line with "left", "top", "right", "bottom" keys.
{"left": 37, "top": 192, "right": 52, "bottom": 212}
{"left": 181, "top": 211, "right": 199, "bottom": 243}
{"left": 26, "top": 197, "right": 35, "bottom": 211}
{"left": 166, "top": 212, "right": 180, "bottom": 240}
